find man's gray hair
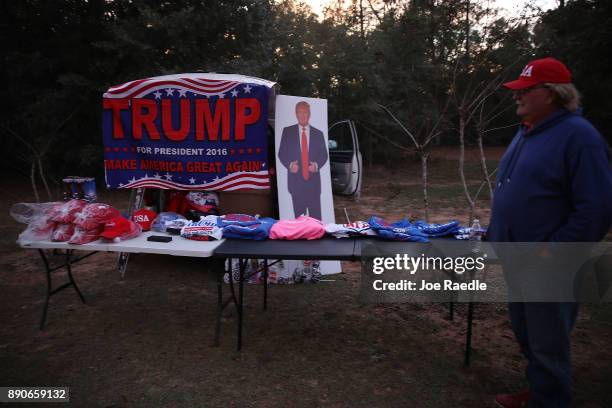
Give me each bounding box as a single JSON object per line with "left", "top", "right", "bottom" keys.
{"left": 545, "top": 83, "right": 581, "bottom": 112}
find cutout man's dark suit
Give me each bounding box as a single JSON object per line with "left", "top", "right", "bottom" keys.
{"left": 278, "top": 124, "right": 328, "bottom": 220}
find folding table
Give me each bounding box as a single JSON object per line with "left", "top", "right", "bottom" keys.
{"left": 211, "top": 238, "right": 357, "bottom": 351}
{"left": 212, "top": 237, "right": 483, "bottom": 366}
{"left": 20, "top": 232, "right": 223, "bottom": 329}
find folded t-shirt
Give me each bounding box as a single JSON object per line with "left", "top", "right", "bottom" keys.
{"left": 368, "top": 216, "right": 429, "bottom": 242}
{"left": 412, "top": 220, "right": 461, "bottom": 237}
{"left": 222, "top": 217, "right": 277, "bottom": 241}
{"left": 325, "top": 221, "right": 377, "bottom": 238}
{"left": 269, "top": 216, "right": 326, "bottom": 240}
{"left": 180, "top": 216, "right": 223, "bottom": 241}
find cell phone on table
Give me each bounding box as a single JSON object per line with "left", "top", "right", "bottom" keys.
{"left": 147, "top": 235, "right": 172, "bottom": 243}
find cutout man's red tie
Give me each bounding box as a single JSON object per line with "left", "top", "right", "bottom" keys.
{"left": 301, "top": 126, "right": 309, "bottom": 181}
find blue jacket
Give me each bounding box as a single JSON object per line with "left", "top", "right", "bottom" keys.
{"left": 488, "top": 109, "right": 612, "bottom": 242}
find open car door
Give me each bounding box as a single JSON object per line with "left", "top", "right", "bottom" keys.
{"left": 329, "top": 120, "right": 362, "bottom": 198}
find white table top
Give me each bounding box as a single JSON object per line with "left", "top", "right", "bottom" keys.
{"left": 20, "top": 231, "right": 224, "bottom": 258}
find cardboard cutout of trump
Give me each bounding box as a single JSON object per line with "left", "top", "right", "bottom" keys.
{"left": 278, "top": 101, "right": 328, "bottom": 219}
{"left": 275, "top": 95, "right": 340, "bottom": 275}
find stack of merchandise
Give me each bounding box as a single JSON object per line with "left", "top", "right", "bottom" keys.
{"left": 412, "top": 220, "right": 461, "bottom": 238}
{"left": 151, "top": 212, "right": 187, "bottom": 233}
{"left": 367, "top": 216, "right": 464, "bottom": 242}
{"left": 70, "top": 202, "right": 122, "bottom": 244}
{"left": 13, "top": 202, "right": 61, "bottom": 245}
{"left": 325, "top": 221, "right": 377, "bottom": 238}
{"left": 368, "top": 216, "right": 430, "bottom": 242}
{"left": 165, "top": 191, "right": 219, "bottom": 220}
{"left": 13, "top": 200, "right": 142, "bottom": 245}
{"left": 49, "top": 199, "right": 86, "bottom": 242}
{"left": 219, "top": 214, "right": 277, "bottom": 241}
{"left": 180, "top": 215, "right": 223, "bottom": 241}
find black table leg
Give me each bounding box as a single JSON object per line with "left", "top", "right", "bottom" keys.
{"left": 214, "top": 258, "right": 225, "bottom": 347}
{"left": 464, "top": 302, "right": 475, "bottom": 367}
{"left": 237, "top": 258, "right": 245, "bottom": 351}
{"left": 39, "top": 250, "right": 52, "bottom": 330}
{"left": 37, "top": 249, "right": 90, "bottom": 330}
{"left": 263, "top": 259, "right": 268, "bottom": 311}
{"left": 65, "top": 251, "right": 86, "bottom": 304}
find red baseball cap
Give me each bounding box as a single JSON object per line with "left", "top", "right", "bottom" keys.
{"left": 503, "top": 57, "right": 572, "bottom": 90}
{"left": 132, "top": 208, "right": 157, "bottom": 231}
{"left": 100, "top": 217, "right": 133, "bottom": 240}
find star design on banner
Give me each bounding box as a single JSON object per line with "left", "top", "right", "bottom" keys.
{"left": 119, "top": 183, "right": 124, "bottom": 187}
{"left": 144, "top": 173, "right": 149, "bottom": 178}
{"left": 154, "top": 173, "right": 162, "bottom": 179}
{"left": 106, "top": 184, "right": 111, "bottom": 188}
{"left": 230, "top": 89, "right": 239, "bottom": 98}
{"left": 164, "top": 173, "right": 173, "bottom": 180}
{"left": 189, "top": 177, "right": 196, "bottom": 184}
{"left": 130, "top": 177, "right": 137, "bottom": 183}
{"left": 165, "top": 88, "right": 174, "bottom": 96}
{"left": 262, "top": 162, "right": 266, "bottom": 167}
{"left": 213, "top": 176, "right": 219, "bottom": 181}
{"left": 218, "top": 93, "right": 225, "bottom": 99}
{"left": 243, "top": 84, "right": 252, "bottom": 94}
{"left": 178, "top": 89, "right": 187, "bottom": 97}
{"left": 153, "top": 90, "right": 162, "bottom": 99}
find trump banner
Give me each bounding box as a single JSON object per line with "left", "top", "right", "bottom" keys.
{"left": 102, "top": 73, "right": 276, "bottom": 190}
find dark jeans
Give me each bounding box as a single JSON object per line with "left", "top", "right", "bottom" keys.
{"left": 508, "top": 302, "right": 579, "bottom": 408}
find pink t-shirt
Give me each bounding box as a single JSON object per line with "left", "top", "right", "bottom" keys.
{"left": 269, "top": 216, "right": 326, "bottom": 240}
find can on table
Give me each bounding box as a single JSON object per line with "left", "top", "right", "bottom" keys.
{"left": 62, "top": 177, "right": 97, "bottom": 202}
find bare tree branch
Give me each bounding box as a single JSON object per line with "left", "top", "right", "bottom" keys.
{"left": 357, "top": 121, "right": 416, "bottom": 153}
{"left": 481, "top": 122, "right": 520, "bottom": 134}
{"left": 376, "top": 103, "right": 419, "bottom": 147}
{"left": 366, "top": 0, "right": 382, "bottom": 24}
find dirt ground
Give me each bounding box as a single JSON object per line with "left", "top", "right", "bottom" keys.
{"left": 1, "top": 149, "right": 611, "bottom": 407}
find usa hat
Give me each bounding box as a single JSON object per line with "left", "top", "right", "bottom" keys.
{"left": 503, "top": 57, "right": 572, "bottom": 90}
{"left": 132, "top": 208, "right": 157, "bottom": 231}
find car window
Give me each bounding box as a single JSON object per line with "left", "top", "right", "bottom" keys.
{"left": 329, "top": 122, "right": 353, "bottom": 152}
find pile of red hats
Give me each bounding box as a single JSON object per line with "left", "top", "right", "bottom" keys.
{"left": 70, "top": 203, "right": 123, "bottom": 244}
{"left": 40, "top": 200, "right": 128, "bottom": 244}
{"left": 46, "top": 199, "right": 84, "bottom": 242}
{"left": 16, "top": 206, "right": 59, "bottom": 244}
{"left": 17, "top": 200, "right": 146, "bottom": 245}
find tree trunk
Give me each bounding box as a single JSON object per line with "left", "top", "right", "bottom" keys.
{"left": 465, "top": 0, "right": 470, "bottom": 60}
{"left": 359, "top": 0, "right": 365, "bottom": 39}
{"left": 30, "top": 160, "right": 40, "bottom": 203}
{"left": 458, "top": 111, "right": 475, "bottom": 222}
{"left": 368, "top": 129, "right": 373, "bottom": 170}
{"left": 421, "top": 151, "right": 430, "bottom": 222}
{"left": 476, "top": 129, "right": 493, "bottom": 200}
{"left": 37, "top": 156, "right": 53, "bottom": 201}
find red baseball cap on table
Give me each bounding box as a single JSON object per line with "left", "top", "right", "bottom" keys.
{"left": 503, "top": 57, "right": 572, "bottom": 90}
{"left": 132, "top": 208, "right": 157, "bottom": 231}
{"left": 100, "top": 217, "right": 133, "bottom": 240}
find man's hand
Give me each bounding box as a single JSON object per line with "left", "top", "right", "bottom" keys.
{"left": 308, "top": 162, "right": 318, "bottom": 173}
{"left": 289, "top": 161, "right": 299, "bottom": 173}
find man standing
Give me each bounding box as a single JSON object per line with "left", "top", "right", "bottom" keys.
{"left": 489, "top": 57, "right": 612, "bottom": 407}
{"left": 278, "top": 101, "right": 328, "bottom": 220}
